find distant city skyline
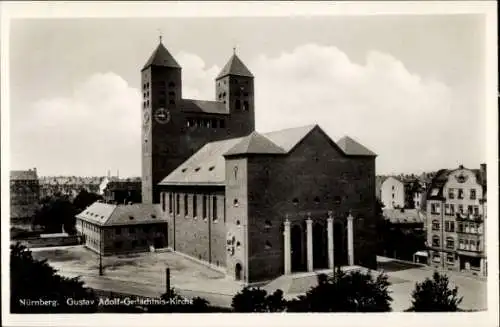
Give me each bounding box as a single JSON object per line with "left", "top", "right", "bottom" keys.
{"left": 8, "top": 15, "right": 486, "bottom": 177}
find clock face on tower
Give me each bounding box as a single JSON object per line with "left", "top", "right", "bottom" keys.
{"left": 154, "top": 108, "right": 171, "bottom": 124}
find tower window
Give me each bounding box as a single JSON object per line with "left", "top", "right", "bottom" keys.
{"left": 243, "top": 92, "right": 249, "bottom": 96}
{"left": 314, "top": 196, "right": 320, "bottom": 204}
{"left": 169, "top": 91, "right": 175, "bottom": 97}
{"left": 169, "top": 100, "right": 175, "bottom": 105}
{"left": 292, "top": 198, "right": 299, "bottom": 205}
{"left": 265, "top": 241, "right": 272, "bottom": 249}
{"left": 233, "top": 199, "right": 239, "bottom": 207}
{"left": 223, "top": 92, "right": 226, "bottom": 97}
{"left": 159, "top": 98, "right": 166, "bottom": 106}
{"left": 243, "top": 101, "right": 249, "bottom": 111}
{"left": 235, "top": 100, "right": 241, "bottom": 110}
{"left": 168, "top": 82, "right": 175, "bottom": 88}
{"left": 218, "top": 93, "right": 223, "bottom": 100}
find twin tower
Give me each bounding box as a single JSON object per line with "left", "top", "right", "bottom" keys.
{"left": 141, "top": 40, "right": 256, "bottom": 204}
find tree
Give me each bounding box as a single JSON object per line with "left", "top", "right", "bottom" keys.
{"left": 408, "top": 271, "right": 463, "bottom": 312}
{"left": 73, "top": 189, "right": 103, "bottom": 211}
{"left": 10, "top": 243, "right": 98, "bottom": 313}
{"left": 33, "top": 195, "right": 78, "bottom": 235}
{"left": 231, "top": 287, "right": 287, "bottom": 312}
{"left": 287, "top": 270, "right": 392, "bottom": 312}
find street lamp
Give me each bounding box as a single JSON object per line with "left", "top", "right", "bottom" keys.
{"left": 99, "top": 227, "right": 104, "bottom": 276}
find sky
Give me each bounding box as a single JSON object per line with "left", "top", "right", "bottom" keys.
{"left": 8, "top": 15, "right": 487, "bottom": 177}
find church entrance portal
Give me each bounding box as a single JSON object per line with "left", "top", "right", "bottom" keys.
{"left": 334, "top": 222, "right": 348, "bottom": 266}
{"left": 291, "top": 224, "right": 306, "bottom": 272}
{"left": 313, "top": 222, "right": 328, "bottom": 269}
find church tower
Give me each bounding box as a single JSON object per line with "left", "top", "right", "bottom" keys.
{"left": 215, "top": 50, "right": 255, "bottom": 135}
{"left": 142, "top": 41, "right": 256, "bottom": 205}
{"left": 141, "top": 38, "right": 182, "bottom": 204}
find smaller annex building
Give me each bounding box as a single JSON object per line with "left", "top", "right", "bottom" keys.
{"left": 75, "top": 202, "right": 167, "bottom": 255}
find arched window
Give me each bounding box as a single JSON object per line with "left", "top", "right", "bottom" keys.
{"left": 264, "top": 220, "right": 272, "bottom": 230}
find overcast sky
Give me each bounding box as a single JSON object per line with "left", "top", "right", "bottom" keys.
{"left": 9, "top": 15, "right": 486, "bottom": 177}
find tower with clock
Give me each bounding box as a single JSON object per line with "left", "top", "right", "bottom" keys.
{"left": 141, "top": 39, "right": 255, "bottom": 204}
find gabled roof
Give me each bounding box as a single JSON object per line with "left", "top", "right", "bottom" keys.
{"left": 76, "top": 202, "right": 164, "bottom": 226}
{"left": 225, "top": 132, "right": 286, "bottom": 156}
{"left": 263, "top": 125, "right": 317, "bottom": 152}
{"left": 11, "top": 170, "right": 38, "bottom": 181}
{"left": 216, "top": 53, "right": 253, "bottom": 79}
{"left": 160, "top": 124, "right": 376, "bottom": 187}
{"left": 336, "top": 136, "right": 377, "bottom": 156}
{"left": 383, "top": 208, "right": 425, "bottom": 224}
{"left": 142, "top": 42, "right": 180, "bottom": 71}
{"left": 180, "top": 99, "right": 228, "bottom": 115}
{"left": 159, "top": 137, "right": 245, "bottom": 186}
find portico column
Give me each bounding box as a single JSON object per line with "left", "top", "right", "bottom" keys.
{"left": 283, "top": 219, "right": 291, "bottom": 275}
{"left": 347, "top": 213, "right": 354, "bottom": 266}
{"left": 306, "top": 218, "right": 313, "bottom": 272}
{"left": 327, "top": 212, "right": 334, "bottom": 269}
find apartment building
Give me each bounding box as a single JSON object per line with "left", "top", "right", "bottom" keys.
{"left": 426, "top": 164, "right": 487, "bottom": 277}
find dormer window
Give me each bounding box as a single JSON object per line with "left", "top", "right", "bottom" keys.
{"left": 208, "top": 166, "right": 215, "bottom": 171}
{"left": 181, "top": 168, "right": 187, "bottom": 173}
{"left": 195, "top": 167, "right": 201, "bottom": 172}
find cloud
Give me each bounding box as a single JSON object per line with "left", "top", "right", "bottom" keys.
{"left": 12, "top": 44, "right": 484, "bottom": 176}
{"left": 12, "top": 72, "right": 141, "bottom": 176}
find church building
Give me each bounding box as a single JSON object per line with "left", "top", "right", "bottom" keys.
{"left": 142, "top": 39, "right": 379, "bottom": 283}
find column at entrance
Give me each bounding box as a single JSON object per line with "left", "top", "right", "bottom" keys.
{"left": 283, "top": 219, "right": 291, "bottom": 275}
{"left": 327, "top": 213, "right": 334, "bottom": 269}
{"left": 306, "top": 218, "right": 313, "bottom": 272}
{"left": 347, "top": 213, "right": 354, "bottom": 266}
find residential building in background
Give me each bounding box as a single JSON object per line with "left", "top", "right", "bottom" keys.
{"left": 100, "top": 177, "right": 142, "bottom": 204}
{"left": 379, "top": 176, "right": 405, "bottom": 209}
{"left": 39, "top": 176, "right": 103, "bottom": 200}
{"left": 426, "top": 164, "right": 487, "bottom": 277}
{"left": 10, "top": 168, "right": 40, "bottom": 228}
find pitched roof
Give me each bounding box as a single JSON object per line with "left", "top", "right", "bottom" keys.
{"left": 383, "top": 208, "right": 425, "bottom": 224}
{"left": 216, "top": 54, "right": 253, "bottom": 79}
{"left": 180, "top": 99, "right": 228, "bottom": 115}
{"left": 142, "top": 42, "right": 180, "bottom": 71}
{"left": 263, "top": 125, "right": 317, "bottom": 152}
{"left": 225, "top": 132, "right": 286, "bottom": 156}
{"left": 159, "top": 137, "right": 245, "bottom": 186}
{"left": 10, "top": 170, "right": 38, "bottom": 181}
{"left": 76, "top": 202, "right": 164, "bottom": 226}
{"left": 160, "top": 124, "right": 376, "bottom": 186}
{"left": 336, "top": 136, "right": 377, "bottom": 156}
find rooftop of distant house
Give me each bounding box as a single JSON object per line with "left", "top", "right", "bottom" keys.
{"left": 10, "top": 169, "right": 38, "bottom": 181}
{"left": 383, "top": 208, "right": 425, "bottom": 224}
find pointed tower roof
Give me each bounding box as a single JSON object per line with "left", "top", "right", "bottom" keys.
{"left": 216, "top": 51, "right": 254, "bottom": 80}
{"left": 224, "top": 131, "right": 286, "bottom": 156}
{"left": 142, "top": 41, "right": 180, "bottom": 71}
{"left": 336, "top": 136, "right": 376, "bottom": 156}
